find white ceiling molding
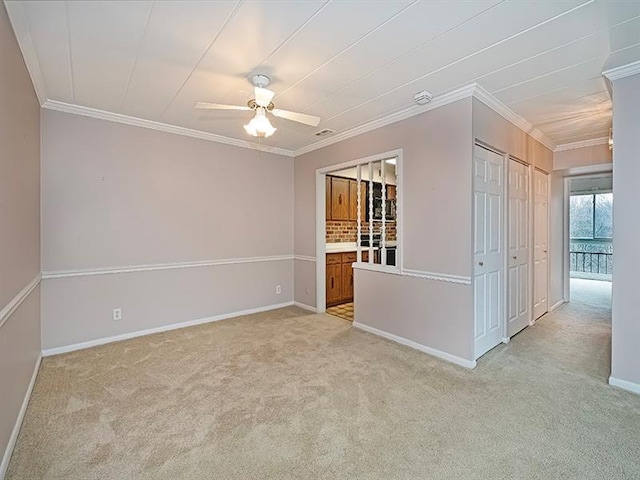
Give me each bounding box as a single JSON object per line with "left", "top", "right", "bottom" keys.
{"left": 554, "top": 137, "right": 609, "bottom": 152}
{"left": 4, "top": 0, "right": 47, "bottom": 104}
{"left": 42, "top": 100, "right": 295, "bottom": 157}
{"left": 294, "top": 83, "right": 477, "bottom": 156}
{"left": 602, "top": 60, "right": 640, "bottom": 82}
{"left": 471, "top": 85, "right": 556, "bottom": 152}
{"left": 41, "top": 83, "right": 557, "bottom": 159}
{"left": 295, "top": 83, "right": 556, "bottom": 157}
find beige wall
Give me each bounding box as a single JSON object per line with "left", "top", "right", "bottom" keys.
{"left": 295, "top": 98, "right": 475, "bottom": 361}
{"left": 41, "top": 110, "right": 294, "bottom": 350}
{"left": 473, "top": 98, "right": 559, "bottom": 311}
{"left": 0, "top": 3, "right": 41, "bottom": 472}
{"left": 472, "top": 98, "right": 554, "bottom": 172}
{"left": 554, "top": 143, "right": 612, "bottom": 171}
{"left": 610, "top": 72, "right": 640, "bottom": 390}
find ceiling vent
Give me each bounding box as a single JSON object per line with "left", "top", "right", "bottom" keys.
{"left": 315, "top": 128, "right": 335, "bottom": 137}
{"left": 414, "top": 90, "right": 433, "bottom": 105}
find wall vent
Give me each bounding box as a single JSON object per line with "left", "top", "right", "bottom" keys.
{"left": 315, "top": 129, "right": 335, "bottom": 137}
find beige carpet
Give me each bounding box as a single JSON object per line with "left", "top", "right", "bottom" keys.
{"left": 8, "top": 282, "right": 640, "bottom": 479}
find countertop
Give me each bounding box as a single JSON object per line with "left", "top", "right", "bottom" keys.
{"left": 326, "top": 241, "right": 397, "bottom": 253}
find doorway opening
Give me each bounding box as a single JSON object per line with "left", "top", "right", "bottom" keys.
{"left": 568, "top": 174, "right": 613, "bottom": 305}
{"left": 315, "top": 149, "right": 402, "bottom": 318}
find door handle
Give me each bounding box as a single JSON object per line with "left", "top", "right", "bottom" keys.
{"left": 512, "top": 256, "right": 517, "bottom": 260}
{"left": 338, "top": 194, "right": 342, "bottom": 205}
{"left": 478, "top": 261, "right": 484, "bottom": 266}
{"left": 331, "top": 278, "right": 334, "bottom": 289}
{"left": 543, "top": 250, "right": 547, "bottom": 253}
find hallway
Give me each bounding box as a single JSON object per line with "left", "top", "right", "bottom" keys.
{"left": 482, "top": 278, "right": 612, "bottom": 384}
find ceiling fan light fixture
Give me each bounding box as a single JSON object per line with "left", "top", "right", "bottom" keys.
{"left": 244, "top": 107, "right": 276, "bottom": 138}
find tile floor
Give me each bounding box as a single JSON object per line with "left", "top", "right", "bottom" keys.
{"left": 326, "top": 302, "right": 354, "bottom": 322}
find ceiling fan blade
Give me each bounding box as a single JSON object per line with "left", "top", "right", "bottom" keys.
{"left": 271, "top": 109, "right": 320, "bottom": 127}
{"left": 254, "top": 87, "right": 275, "bottom": 107}
{"left": 195, "top": 102, "right": 251, "bottom": 111}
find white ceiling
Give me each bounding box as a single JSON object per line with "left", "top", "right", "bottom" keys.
{"left": 5, "top": 0, "right": 640, "bottom": 152}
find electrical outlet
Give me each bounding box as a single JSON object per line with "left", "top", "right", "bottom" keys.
{"left": 112, "top": 308, "right": 122, "bottom": 321}
{"left": 276, "top": 285, "right": 282, "bottom": 295}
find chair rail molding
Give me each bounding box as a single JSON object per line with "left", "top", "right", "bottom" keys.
{"left": 41, "top": 255, "right": 295, "bottom": 279}
{"left": 0, "top": 274, "right": 41, "bottom": 329}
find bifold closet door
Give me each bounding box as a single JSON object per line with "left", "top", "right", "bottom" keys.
{"left": 473, "top": 145, "right": 504, "bottom": 359}
{"left": 533, "top": 169, "right": 549, "bottom": 320}
{"left": 507, "top": 158, "right": 530, "bottom": 337}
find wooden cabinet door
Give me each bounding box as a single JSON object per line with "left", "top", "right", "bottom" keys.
{"left": 387, "top": 184, "right": 396, "bottom": 200}
{"left": 331, "top": 177, "right": 349, "bottom": 221}
{"left": 341, "top": 263, "right": 353, "bottom": 301}
{"left": 326, "top": 176, "right": 332, "bottom": 220}
{"left": 326, "top": 264, "right": 342, "bottom": 305}
{"left": 349, "top": 180, "right": 358, "bottom": 221}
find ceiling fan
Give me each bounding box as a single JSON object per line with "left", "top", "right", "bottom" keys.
{"left": 195, "top": 74, "right": 320, "bottom": 138}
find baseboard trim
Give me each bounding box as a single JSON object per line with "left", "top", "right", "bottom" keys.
{"left": 609, "top": 377, "right": 640, "bottom": 395}
{"left": 0, "top": 354, "right": 42, "bottom": 480}
{"left": 42, "top": 301, "right": 295, "bottom": 357}
{"left": 352, "top": 321, "right": 476, "bottom": 369}
{"left": 293, "top": 301, "right": 317, "bottom": 313}
{"left": 549, "top": 300, "right": 565, "bottom": 313}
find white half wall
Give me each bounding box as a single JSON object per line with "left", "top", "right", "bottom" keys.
{"left": 354, "top": 268, "right": 474, "bottom": 365}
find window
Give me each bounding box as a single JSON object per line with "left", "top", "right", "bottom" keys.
{"left": 569, "top": 193, "right": 613, "bottom": 240}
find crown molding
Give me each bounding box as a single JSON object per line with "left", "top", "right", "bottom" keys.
{"left": 41, "top": 100, "right": 295, "bottom": 157}
{"left": 294, "top": 84, "right": 478, "bottom": 156}
{"left": 471, "top": 84, "right": 556, "bottom": 152}
{"left": 294, "top": 83, "right": 556, "bottom": 157}
{"left": 4, "top": 0, "right": 47, "bottom": 105}
{"left": 554, "top": 137, "right": 609, "bottom": 152}
{"left": 603, "top": 60, "right": 640, "bottom": 82}
{"left": 40, "top": 84, "right": 557, "bottom": 159}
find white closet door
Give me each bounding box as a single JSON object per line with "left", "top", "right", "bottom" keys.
{"left": 473, "top": 145, "right": 504, "bottom": 359}
{"left": 533, "top": 169, "right": 549, "bottom": 320}
{"left": 507, "top": 158, "right": 530, "bottom": 337}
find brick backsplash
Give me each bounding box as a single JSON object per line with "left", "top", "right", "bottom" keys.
{"left": 326, "top": 220, "right": 397, "bottom": 243}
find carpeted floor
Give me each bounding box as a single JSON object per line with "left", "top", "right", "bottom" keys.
{"left": 8, "top": 280, "right": 640, "bottom": 480}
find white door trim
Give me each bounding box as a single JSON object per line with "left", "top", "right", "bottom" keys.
{"left": 532, "top": 168, "right": 550, "bottom": 322}
{"left": 562, "top": 169, "right": 613, "bottom": 303}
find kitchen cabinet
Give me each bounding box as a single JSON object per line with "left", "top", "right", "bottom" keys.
{"left": 326, "top": 175, "right": 365, "bottom": 222}
{"left": 326, "top": 263, "right": 342, "bottom": 305}
{"left": 326, "top": 251, "right": 364, "bottom": 307}
{"left": 330, "top": 177, "right": 349, "bottom": 221}
{"left": 387, "top": 184, "right": 396, "bottom": 200}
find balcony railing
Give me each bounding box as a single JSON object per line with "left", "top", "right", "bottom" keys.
{"left": 570, "top": 251, "right": 613, "bottom": 275}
